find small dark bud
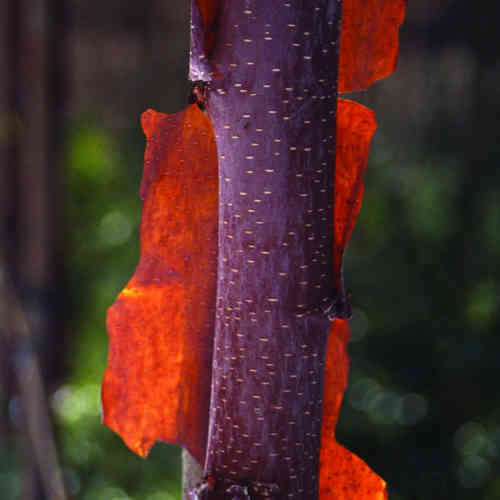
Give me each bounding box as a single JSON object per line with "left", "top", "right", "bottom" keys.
{"left": 189, "top": 80, "right": 210, "bottom": 111}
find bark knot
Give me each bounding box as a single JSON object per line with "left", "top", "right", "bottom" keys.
{"left": 320, "top": 292, "right": 352, "bottom": 320}
{"left": 189, "top": 80, "right": 210, "bottom": 111}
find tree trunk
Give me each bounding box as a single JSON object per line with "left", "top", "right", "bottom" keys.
{"left": 190, "top": 1, "right": 343, "bottom": 498}
{"left": 102, "top": 3, "right": 406, "bottom": 499}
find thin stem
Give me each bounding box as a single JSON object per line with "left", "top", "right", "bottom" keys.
{"left": 183, "top": 448, "right": 204, "bottom": 499}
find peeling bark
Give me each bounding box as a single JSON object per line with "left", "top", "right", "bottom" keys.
{"left": 102, "top": 1, "right": 407, "bottom": 499}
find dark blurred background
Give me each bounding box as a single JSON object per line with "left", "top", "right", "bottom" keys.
{"left": 1, "top": 1, "right": 499, "bottom": 499}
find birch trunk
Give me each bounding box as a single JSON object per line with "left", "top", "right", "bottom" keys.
{"left": 190, "top": 2, "right": 343, "bottom": 498}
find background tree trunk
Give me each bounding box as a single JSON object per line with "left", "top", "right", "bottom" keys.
{"left": 2, "top": 0, "right": 69, "bottom": 497}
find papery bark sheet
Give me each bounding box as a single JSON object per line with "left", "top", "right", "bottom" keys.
{"left": 339, "top": 0, "right": 407, "bottom": 92}
{"left": 102, "top": 104, "right": 218, "bottom": 463}
{"left": 319, "top": 99, "right": 378, "bottom": 500}
{"left": 332, "top": 98, "right": 377, "bottom": 302}
{"left": 319, "top": 322, "right": 387, "bottom": 500}
{"left": 318, "top": 99, "right": 381, "bottom": 500}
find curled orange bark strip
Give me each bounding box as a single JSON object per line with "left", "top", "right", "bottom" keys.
{"left": 339, "top": 0, "right": 407, "bottom": 93}
{"left": 102, "top": 104, "right": 218, "bottom": 463}
{"left": 333, "top": 98, "right": 377, "bottom": 299}
{"left": 319, "top": 99, "right": 382, "bottom": 499}
{"left": 319, "top": 320, "right": 387, "bottom": 500}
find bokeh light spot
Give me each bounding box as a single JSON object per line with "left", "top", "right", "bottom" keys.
{"left": 99, "top": 210, "right": 133, "bottom": 247}
{"left": 68, "top": 127, "right": 117, "bottom": 182}
{"left": 457, "top": 455, "right": 491, "bottom": 489}
{"left": 51, "top": 384, "right": 100, "bottom": 423}
{"left": 396, "top": 393, "right": 428, "bottom": 426}
{"left": 454, "top": 422, "right": 496, "bottom": 459}
{"left": 368, "top": 391, "right": 401, "bottom": 424}
{"left": 348, "top": 377, "right": 381, "bottom": 412}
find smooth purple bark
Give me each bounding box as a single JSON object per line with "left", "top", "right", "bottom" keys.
{"left": 190, "top": 1, "right": 342, "bottom": 498}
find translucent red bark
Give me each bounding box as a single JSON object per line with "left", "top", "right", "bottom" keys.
{"left": 318, "top": 99, "right": 382, "bottom": 500}
{"left": 333, "top": 98, "right": 377, "bottom": 295}
{"left": 101, "top": 104, "right": 218, "bottom": 463}
{"left": 320, "top": 320, "right": 387, "bottom": 500}
{"left": 339, "top": 0, "right": 407, "bottom": 92}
